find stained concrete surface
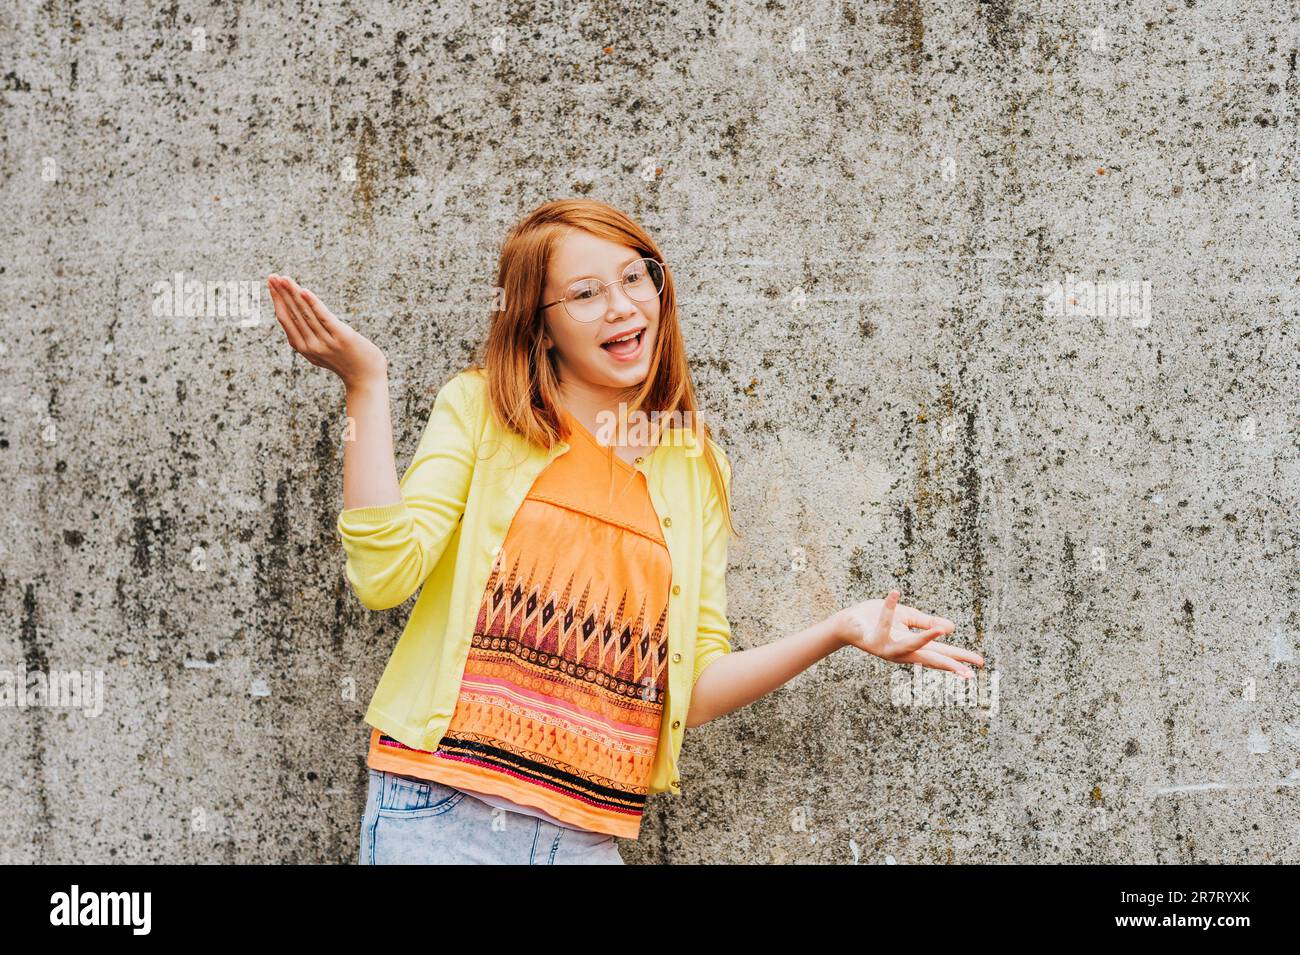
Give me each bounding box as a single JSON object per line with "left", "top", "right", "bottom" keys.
{"left": 0, "top": 1, "right": 1296, "bottom": 863}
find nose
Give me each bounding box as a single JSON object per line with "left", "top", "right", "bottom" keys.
{"left": 603, "top": 281, "right": 639, "bottom": 317}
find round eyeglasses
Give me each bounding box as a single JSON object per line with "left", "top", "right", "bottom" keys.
{"left": 540, "top": 257, "right": 666, "bottom": 323}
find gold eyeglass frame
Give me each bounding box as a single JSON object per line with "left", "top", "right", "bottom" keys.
{"left": 539, "top": 257, "right": 667, "bottom": 323}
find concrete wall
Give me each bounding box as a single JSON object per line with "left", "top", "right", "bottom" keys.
{"left": 1, "top": 0, "right": 1295, "bottom": 863}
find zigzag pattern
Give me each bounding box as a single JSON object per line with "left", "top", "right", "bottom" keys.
{"left": 476, "top": 546, "right": 670, "bottom": 693}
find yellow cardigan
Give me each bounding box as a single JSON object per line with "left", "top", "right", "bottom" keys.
{"left": 336, "top": 368, "right": 734, "bottom": 797}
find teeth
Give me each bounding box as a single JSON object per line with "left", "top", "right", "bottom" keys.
{"left": 606, "top": 331, "right": 640, "bottom": 344}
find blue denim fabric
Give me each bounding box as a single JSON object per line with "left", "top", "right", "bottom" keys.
{"left": 359, "top": 769, "right": 626, "bottom": 865}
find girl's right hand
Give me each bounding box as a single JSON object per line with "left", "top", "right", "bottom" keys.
{"left": 268, "top": 274, "right": 388, "bottom": 389}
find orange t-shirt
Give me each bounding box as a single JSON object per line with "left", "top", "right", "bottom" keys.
{"left": 365, "top": 408, "right": 672, "bottom": 839}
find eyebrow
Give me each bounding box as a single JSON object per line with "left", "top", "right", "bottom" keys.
{"left": 559, "top": 255, "right": 642, "bottom": 289}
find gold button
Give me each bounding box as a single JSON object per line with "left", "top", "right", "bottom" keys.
{"left": 672, "top": 584, "right": 681, "bottom": 596}
{"left": 662, "top": 516, "right": 671, "bottom": 527}
{"left": 634, "top": 456, "right": 643, "bottom": 464}
{"left": 671, "top": 779, "right": 679, "bottom": 788}
{"left": 672, "top": 719, "right": 680, "bottom": 730}
{"left": 672, "top": 652, "right": 681, "bottom": 663}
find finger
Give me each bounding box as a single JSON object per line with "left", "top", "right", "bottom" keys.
{"left": 874, "top": 590, "right": 900, "bottom": 638}
{"left": 890, "top": 623, "right": 947, "bottom": 656}
{"left": 271, "top": 276, "right": 311, "bottom": 338}
{"left": 300, "top": 286, "right": 341, "bottom": 331}
{"left": 268, "top": 279, "right": 307, "bottom": 352}
{"left": 283, "top": 277, "right": 335, "bottom": 346}
{"left": 275, "top": 281, "right": 320, "bottom": 353}
{"left": 906, "top": 647, "right": 976, "bottom": 679}
{"left": 899, "top": 605, "right": 955, "bottom": 634}
{"left": 274, "top": 276, "right": 324, "bottom": 350}
{"left": 298, "top": 285, "right": 341, "bottom": 344}
{"left": 922, "top": 641, "right": 985, "bottom": 667}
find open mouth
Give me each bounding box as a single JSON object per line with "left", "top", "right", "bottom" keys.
{"left": 600, "top": 329, "right": 645, "bottom": 361}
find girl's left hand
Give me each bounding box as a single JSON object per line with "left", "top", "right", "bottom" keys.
{"left": 829, "top": 589, "right": 984, "bottom": 679}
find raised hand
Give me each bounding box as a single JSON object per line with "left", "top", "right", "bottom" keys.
{"left": 267, "top": 274, "right": 388, "bottom": 388}
{"left": 830, "top": 590, "right": 983, "bottom": 679}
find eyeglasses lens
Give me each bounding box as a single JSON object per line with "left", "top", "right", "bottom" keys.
{"left": 564, "top": 259, "right": 664, "bottom": 322}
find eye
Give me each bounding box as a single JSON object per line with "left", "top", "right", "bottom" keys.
{"left": 568, "top": 281, "right": 600, "bottom": 301}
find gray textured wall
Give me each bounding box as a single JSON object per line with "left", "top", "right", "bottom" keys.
{"left": 2, "top": 0, "right": 1296, "bottom": 864}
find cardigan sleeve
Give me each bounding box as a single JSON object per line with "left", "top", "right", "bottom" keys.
{"left": 691, "top": 443, "right": 734, "bottom": 691}
{"left": 335, "top": 371, "right": 480, "bottom": 611}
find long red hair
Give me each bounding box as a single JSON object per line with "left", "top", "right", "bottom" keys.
{"left": 460, "top": 198, "right": 737, "bottom": 539}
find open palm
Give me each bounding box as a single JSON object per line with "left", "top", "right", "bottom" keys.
{"left": 832, "top": 590, "right": 983, "bottom": 679}
{"left": 267, "top": 274, "right": 387, "bottom": 387}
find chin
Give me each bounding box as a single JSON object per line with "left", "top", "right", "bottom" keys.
{"left": 599, "top": 366, "right": 649, "bottom": 388}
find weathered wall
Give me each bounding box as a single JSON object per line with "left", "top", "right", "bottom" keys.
{"left": 1, "top": 0, "right": 1295, "bottom": 863}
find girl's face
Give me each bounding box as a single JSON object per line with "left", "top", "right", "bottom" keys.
{"left": 541, "top": 230, "right": 660, "bottom": 392}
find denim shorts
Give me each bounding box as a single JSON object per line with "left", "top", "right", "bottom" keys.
{"left": 359, "top": 768, "right": 625, "bottom": 865}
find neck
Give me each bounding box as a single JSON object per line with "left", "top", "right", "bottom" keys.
{"left": 555, "top": 375, "right": 639, "bottom": 445}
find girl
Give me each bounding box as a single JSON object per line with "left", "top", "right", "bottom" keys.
{"left": 267, "top": 198, "right": 983, "bottom": 865}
